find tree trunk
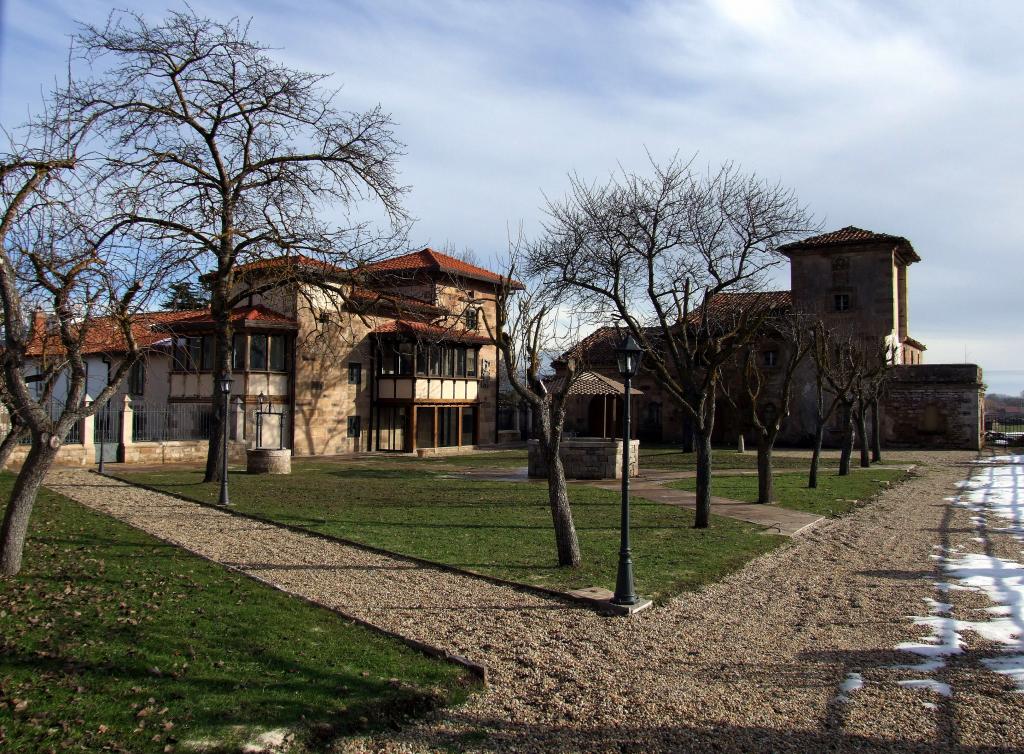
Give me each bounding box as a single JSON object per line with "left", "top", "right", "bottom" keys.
{"left": 694, "top": 428, "right": 713, "bottom": 528}
{"left": 545, "top": 449, "right": 581, "bottom": 567}
{"left": 204, "top": 294, "right": 233, "bottom": 483}
{"left": 871, "top": 398, "right": 882, "bottom": 463}
{"left": 681, "top": 417, "right": 695, "bottom": 454}
{"left": 757, "top": 435, "right": 773, "bottom": 504}
{"left": 809, "top": 421, "right": 825, "bottom": 488}
{"left": 0, "top": 434, "right": 60, "bottom": 576}
{"left": 838, "top": 404, "right": 853, "bottom": 476}
{"left": 856, "top": 407, "right": 870, "bottom": 468}
{"left": 0, "top": 424, "right": 28, "bottom": 469}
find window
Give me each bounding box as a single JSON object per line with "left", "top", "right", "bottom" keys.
{"left": 269, "top": 334, "right": 287, "bottom": 371}
{"left": 461, "top": 406, "right": 475, "bottom": 446}
{"left": 232, "top": 334, "right": 246, "bottom": 370}
{"left": 249, "top": 334, "right": 268, "bottom": 370}
{"left": 455, "top": 347, "right": 467, "bottom": 377}
{"left": 834, "top": 293, "right": 851, "bottom": 312}
{"left": 128, "top": 360, "right": 145, "bottom": 395}
{"left": 763, "top": 350, "right": 778, "bottom": 368}
{"left": 378, "top": 341, "right": 396, "bottom": 375}
{"left": 174, "top": 336, "right": 214, "bottom": 372}
{"left": 348, "top": 362, "right": 362, "bottom": 385}
{"left": 347, "top": 416, "right": 361, "bottom": 438}
{"left": 438, "top": 407, "right": 459, "bottom": 447}
{"left": 831, "top": 256, "right": 850, "bottom": 286}
{"left": 397, "top": 343, "right": 413, "bottom": 375}
{"left": 464, "top": 307, "right": 479, "bottom": 330}
{"left": 466, "top": 348, "right": 478, "bottom": 377}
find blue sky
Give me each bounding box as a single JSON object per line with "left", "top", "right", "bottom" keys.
{"left": 2, "top": 0, "right": 1022, "bottom": 389}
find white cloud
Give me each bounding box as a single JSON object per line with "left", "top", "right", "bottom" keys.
{"left": 2, "top": 0, "right": 1021, "bottom": 380}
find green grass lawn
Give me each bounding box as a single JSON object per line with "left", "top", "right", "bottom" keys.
{"left": 387, "top": 449, "right": 530, "bottom": 469}
{"left": 639, "top": 445, "right": 824, "bottom": 471}
{"left": 667, "top": 468, "right": 909, "bottom": 517}
{"left": 0, "top": 478, "right": 475, "bottom": 753}
{"left": 119, "top": 461, "right": 785, "bottom": 603}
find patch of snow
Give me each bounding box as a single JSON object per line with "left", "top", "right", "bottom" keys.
{"left": 897, "top": 678, "right": 952, "bottom": 696}
{"left": 835, "top": 672, "right": 863, "bottom": 703}
{"left": 981, "top": 655, "right": 1024, "bottom": 691}
{"left": 924, "top": 597, "right": 953, "bottom": 614}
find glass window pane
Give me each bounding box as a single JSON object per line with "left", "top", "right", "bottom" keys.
{"left": 430, "top": 347, "right": 441, "bottom": 376}
{"left": 269, "top": 335, "right": 286, "bottom": 371}
{"left": 232, "top": 334, "right": 246, "bottom": 370}
{"left": 379, "top": 342, "right": 396, "bottom": 375}
{"left": 188, "top": 338, "right": 203, "bottom": 371}
{"left": 397, "top": 343, "right": 413, "bottom": 375}
{"left": 202, "top": 335, "right": 215, "bottom": 371}
{"left": 456, "top": 347, "right": 466, "bottom": 377}
{"left": 461, "top": 407, "right": 475, "bottom": 446}
{"left": 467, "top": 348, "right": 477, "bottom": 377}
{"left": 250, "top": 334, "right": 268, "bottom": 370}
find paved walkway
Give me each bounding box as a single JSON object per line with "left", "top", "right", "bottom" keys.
{"left": 44, "top": 453, "right": 1024, "bottom": 753}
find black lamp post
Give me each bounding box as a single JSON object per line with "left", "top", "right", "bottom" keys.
{"left": 218, "top": 377, "right": 232, "bottom": 506}
{"left": 612, "top": 333, "right": 643, "bottom": 606}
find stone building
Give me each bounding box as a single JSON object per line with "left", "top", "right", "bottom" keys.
{"left": 558, "top": 227, "right": 984, "bottom": 450}
{"left": 19, "top": 248, "right": 517, "bottom": 461}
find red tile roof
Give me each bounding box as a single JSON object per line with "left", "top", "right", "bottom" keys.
{"left": 559, "top": 291, "right": 793, "bottom": 365}
{"left": 25, "top": 308, "right": 207, "bottom": 357}
{"left": 348, "top": 287, "right": 445, "bottom": 316}
{"left": 228, "top": 254, "right": 348, "bottom": 278}
{"left": 360, "top": 248, "right": 525, "bottom": 289}
{"left": 372, "top": 319, "right": 491, "bottom": 345}
{"left": 692, "top": 290, "right": 793, "bottom": 320}
{"left": 547, "top": 371, "right": 644, "bottom": 397}
{"left": 779, "top": 226, "right": 921, "bottom": 262}
{"left": 161, "top": 305, "right": 297, "bottom": 331}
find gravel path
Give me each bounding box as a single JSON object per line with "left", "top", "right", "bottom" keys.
{"left": 45, "top": 452, "right": 1024, "bottom": 753}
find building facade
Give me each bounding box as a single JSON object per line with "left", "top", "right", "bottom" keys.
{"left": 21, "top": 248, "right": 517, "bottom": 459}
{"left": 559, "top": 227, "right": 984, "bottom": 450}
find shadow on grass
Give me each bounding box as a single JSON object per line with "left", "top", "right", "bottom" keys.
{"left": 0, "top": 645, "right": 461, "bottom": 744}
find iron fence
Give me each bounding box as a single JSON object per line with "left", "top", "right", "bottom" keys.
{"left": 12, "top": 398, "right": 83, "bottom": 445}
{"left": 133, "top": 402, "right": 217, "bottom": 442}
{"left": 986, "top": 417, "right": 1024, "bottom": 446}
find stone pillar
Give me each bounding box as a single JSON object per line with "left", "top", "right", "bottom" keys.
{"left": 119, "top": 395, "right": 134, "bottom": 461}
{"left": 232, "top": 396, "right": 245, "bottom": 442}
{"left": 81, "top": 395, "right": 95, "bottom": 457}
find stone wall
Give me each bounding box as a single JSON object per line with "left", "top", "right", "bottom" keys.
{"left": 3, "top": 439, "right": 246, "bottom": 468}
{"left": 880, "top": 364, "right": 984, "bottom": 450}
{"left": 528, "top": 438, "right": 639, "bottom": 480}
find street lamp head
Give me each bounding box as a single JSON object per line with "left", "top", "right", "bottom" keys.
{"left": 615, "top": 334, "right": 643, "bottom": 378}
{"left": 220, "top": 377, "right": 232, "bottom": 395}
{"left": 257, "top": 391, "right": 265, "bottom": 411}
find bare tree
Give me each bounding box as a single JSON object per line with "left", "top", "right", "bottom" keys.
{"left": 68, "top": 9, "right": 408, "bottom": 482}
{"left": 807, "top": 322, "right": 845, "bottom": 488}
{"left": 0, "top": 136, "right": 174, "bottom": 574}
{"left": 487, "top": 251, "right": 583, "bottom": 567}
{"left": 853, "top": 348, "right": 893, "bottom": 468}
{"left": 733, "top": 312, "right": 813, "bottom": 504}
{"left": 530, "top": 156, "right": 815, "bottom": 528}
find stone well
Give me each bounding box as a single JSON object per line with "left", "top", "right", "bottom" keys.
{"left": 528, "top": 437, "right": 639, "bottom": 480}
{"left": 246, "top": 447, "right": 292, "bottom": 474}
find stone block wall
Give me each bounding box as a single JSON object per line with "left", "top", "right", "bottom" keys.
{"left": 880, "top": 364, "right": 984, "bottom": 450}
{"left": 528, "top": 438, "right": 639, "bottom": 479}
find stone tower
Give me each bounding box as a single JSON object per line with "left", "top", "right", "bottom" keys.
{"left": 779, "top": 226, "right": 925, "bottom": 364}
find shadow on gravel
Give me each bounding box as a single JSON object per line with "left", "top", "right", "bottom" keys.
{"left": 855, "top": 568, "right": 934, "bottom": 581}
{"left": 377, "top": 715, "right": 1024, "bottom": 754}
